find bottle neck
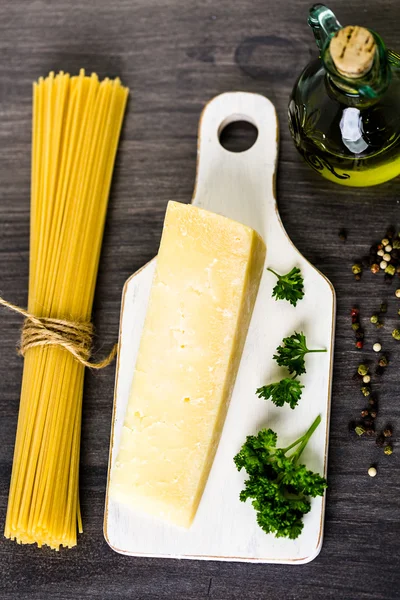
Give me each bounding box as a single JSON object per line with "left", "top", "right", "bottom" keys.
{"left": 323, "top": 31, "right": 391, "bottom": 102}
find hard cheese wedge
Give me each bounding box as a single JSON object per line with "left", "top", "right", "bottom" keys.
{"left": 110, "top": 201, "right": 266, "bottom": 527}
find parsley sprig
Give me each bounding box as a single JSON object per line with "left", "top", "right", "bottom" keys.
{"left": 234, "top": 415, "right": 327, "bottom": 539}
{"left": 273, "top": 332, "right": 326, "bottom": 377}
{"left": 268, "top": 267, "right": 304, "bottom": 306}
{"left": 257, "top": 333, "right": 326, "bottom": 409}
{"left": 257, "top": 377, "right": 304, "bottom": 409}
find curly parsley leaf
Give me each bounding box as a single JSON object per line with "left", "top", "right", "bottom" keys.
{"left": 273, "top": 331, "right": 326, "bottom": 377}
{"left": 234, "top": 415, "right": 327, "bottom": 540}
{"left": 268, "top": 267, "right": 305, "bottom": 307}
{"left": 256, "top": 377, "right": 304, "bottom": 409}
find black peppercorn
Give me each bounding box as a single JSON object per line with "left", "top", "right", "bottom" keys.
{"left": 355, "top": 330, "right": 364, "bottom": 340}
{"left": 386, "top": 227, "right": 395, "bottom": 240}
{"left": 339, "top": 229, "right": 347, "bottom": 242}
{"left": 378, "top": 355, "right": 389, "bottom": 367}
{"left": 383, "top": 427, "right": 393, "bottom": 438}
{"left": 380, "top": 302, "right": 387, "bottom": 314}
{"left": 375, "top": 365, "right": 385, "bottom": 376}
{"left": 376, "top": 433, "right": 385, "bottom": 447}
{"left": 348, "top": 420, "right": 357, "bottom": 433}
{"left": 370, "top": 410, "right": 377, "bottom": 419}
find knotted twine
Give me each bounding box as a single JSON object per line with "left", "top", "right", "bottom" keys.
{"left": 0, "top": 297, "right": 117, "bottom": 369}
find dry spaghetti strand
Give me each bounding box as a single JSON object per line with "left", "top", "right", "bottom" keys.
{"left": 4, "top": 70, "right": 128, "bottom": 550}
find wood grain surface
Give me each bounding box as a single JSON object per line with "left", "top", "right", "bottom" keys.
{"left": 0, "top": 1, "right": 399, "bottom": 598}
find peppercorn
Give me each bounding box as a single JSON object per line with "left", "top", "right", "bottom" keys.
{"left": 348, "top": 420, "right": 356, "bottom": 433}
{"left": 384, "top": 273, "right": 394, "bottom": 284}
{"left": 385, "top": 245, "right": 392, "bottom": 253}
{"left": 392, "top": 329, "right": 400, "bottom": 341}
{"left": 375, "top": 365, "right": 385, "bottom": 376}
{"left": 370, "top": 263, "right": 380, "bottom": 274}
{"left": 368, "top": 397, "right": 377, "bottom": 407}
{"left": 357, "top": 364, "right": 369, "bottom": 376}
{"left": 393, "top": 240, "right": 400, "bottom": 250}
{"left": 385, "top": 264, "right": 396, "bottom": 276}
{"left": 361, "top": 409, "right": 369, "bottom": 418}
{"left": 355, "top": 425, "right": 365, "bottom": 436}
{"left": 383, "top": 427, "right": 393, "bottom": 438}
{"left": 351, "top": 307, "right": 359, "bottom": 317}
{"left": 338, "top": 228, "right": 347, "bottom": 242}
{"left": 370, "top": 410, "right": 377, "bottom": 419}
{"left": 361, "top": 256, "right": 370, "bottom": 268}
{"left": 352, "top": 263, "right": 362, "bottom": 275}
{"left": 384, "top": 445, "right": 393, "bottom": 455}
{"left": 352, "top": 322, "right": 360, "bottom": 331}
{"left": 354, "top": 273, "right": 361, "bottom": 281}
{"left": 356, "top": 340, "right": 363, "bottom": 349}
{"left": 376, "top": 433, "right": 385, "bottom": 447}
{"left": 378, "top": 355, "right": 389, "bottom": 367}
{"left": 370, "top": 314, "right": 379, "bottom": 324}
{"left": 383, "top": 253, "right": 391, "bottom": 262}
{"left": 373, "top": 343, "right": 382, "bottom": 352}
{"left": 361, "top": 386, "right": 371, "bottom": 397}
{"left": 380, "top": 260, "right": 388, "bottom": 270}
{"left": 355, "top": 330, "right": 364, "bottom": 340}
{"left": 377, "top": 249, "right": 385, "bottom": 257}
{"left": 380, "top": 302, "right": 387, "bottom": 313}
{"left": 363, "top": 375, "right": 371, "bottom": 384}
{"left": 365, "top": 427, "right": 375, "bottom": 436}
{"left": 382, "top": 238, "right": 390, "bottom": 246}
{"left": 396, "top": 289, "right": 400, "bottom": 298}
{"left": 398, "top": 309, "right": 400, "bottom": 316}
{"left": 368, "top": 466, "right": 377, "bottom": 477}
{"left": 386, "top": 227, "right": 395, "bottom": 240}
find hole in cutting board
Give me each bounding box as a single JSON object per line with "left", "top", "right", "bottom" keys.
{"left": 219, "top": 120, "right": 258, "bottom": 153}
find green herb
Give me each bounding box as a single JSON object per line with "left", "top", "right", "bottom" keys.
{"left": 267, "top": 267, "right": 304, "bottom": 307}
{"left": 256, "top": 377, "right": 304, "bottom": 410}
{"left": 273, "top": 332, "right": 326, "bottom": 377}
{"left": 234, "top": 415, "right": 327, "bottom": 539}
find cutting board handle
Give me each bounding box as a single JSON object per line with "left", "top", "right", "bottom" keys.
{"left": 192, "top": 92, "right": 279, "bottom": 240}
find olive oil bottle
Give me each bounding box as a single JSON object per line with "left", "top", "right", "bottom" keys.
{"left": 288, "top": 4, "right": 400, "bottom": 186}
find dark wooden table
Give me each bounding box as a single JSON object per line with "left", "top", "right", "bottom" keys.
{"left": 1, "top": 1, "right": 400, "bottom": 598}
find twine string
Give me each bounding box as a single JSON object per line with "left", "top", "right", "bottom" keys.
{"left": 0, "top": 297, "right": 117, "bottom": 369}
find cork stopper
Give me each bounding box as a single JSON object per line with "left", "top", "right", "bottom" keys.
{"left": 330, "top": 26, "right": 376, "bottom": 78}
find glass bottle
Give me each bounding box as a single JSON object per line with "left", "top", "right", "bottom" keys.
{"left": 288, "top": 4, "right": 400, "bottom": 186}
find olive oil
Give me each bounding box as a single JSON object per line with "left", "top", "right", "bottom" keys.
{"left": 289, "top": 4, "right": 400, "bottom": 187}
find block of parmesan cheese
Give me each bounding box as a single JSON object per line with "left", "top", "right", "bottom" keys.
{"left": 110, "top": 201, "right": 266, "bottom": 527}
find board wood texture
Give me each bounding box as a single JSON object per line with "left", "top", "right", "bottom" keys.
{"left": 104, "top": 92, "right": 336, "bottom": 563}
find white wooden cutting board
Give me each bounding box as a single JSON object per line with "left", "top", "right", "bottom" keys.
{"left": 104, "top": 92, "right": 335, "bottom": 564}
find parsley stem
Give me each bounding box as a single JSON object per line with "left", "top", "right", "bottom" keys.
{"left": 294, "top": 414, "right": 322, "bottom": 462}
{"left": 267, "top": 268, "right": 281, "bottom": 279}
{"left": 306, "top": 349, "right": 327, "bottom": 354}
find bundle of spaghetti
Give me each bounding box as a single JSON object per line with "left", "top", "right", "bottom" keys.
{"left": 4, "top": 70, "right": 129, "bottom": 550}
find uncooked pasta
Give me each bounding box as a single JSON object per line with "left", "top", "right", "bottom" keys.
{"left": 4, "top": 70, "right": 128, "bottom": 549}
